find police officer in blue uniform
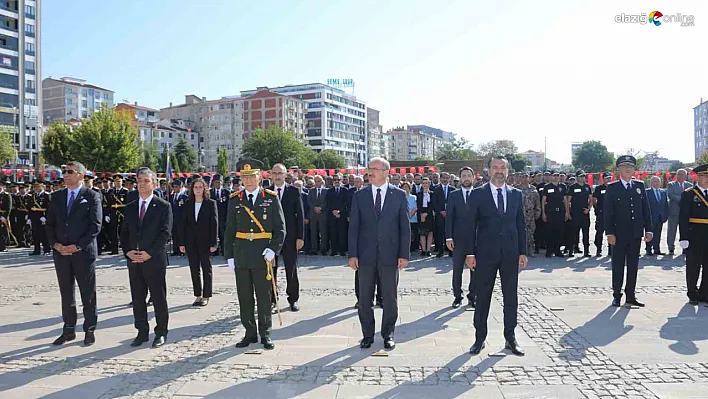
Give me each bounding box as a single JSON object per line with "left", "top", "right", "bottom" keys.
{"left": 604, "top": 155, "right": 653, "bottom": 307}
{"left": 593, "top": 172, "right": 612, "bottom": 257}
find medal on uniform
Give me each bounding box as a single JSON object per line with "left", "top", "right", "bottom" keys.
{"left": 636, "top": 188, "right": 641, "bottom": 194}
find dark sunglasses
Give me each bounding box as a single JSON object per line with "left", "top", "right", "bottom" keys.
{"left": 62, "top": 169, "right": 79, "bottom": 175}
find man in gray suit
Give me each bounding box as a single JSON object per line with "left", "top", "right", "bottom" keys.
{"left": 349, "top": 157, "right": 411, "bottom": 350}
{"left": 667, "top": 169, "right": 692, "bottom": 254}
{"left": 646, "top": 176, "right": 669, "bottom": 256}
{"left": 307, "top": 175, "right": 328, "bottom": 255}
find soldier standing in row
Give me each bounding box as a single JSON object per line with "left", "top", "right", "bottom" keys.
{"left": 225, "top": 159, "right": 285, "bottom": 351}
{"left": 0, "top": 180, "right": 11, "bottom": 251}
{"left": 98, "top": 177, "right": 112, "bottom": 254}
{"left": 566, "top": 171, "right": 593, "bottom": 257}
{"left": 519, "top": 172, "right": 541, "bottom": 256}
{"left": 542, "top": 171, "right": 566, "bottom": 257}
{"left": 106, "top": 175, "right": 128, "bottom": 255}
{"left": 17, "top": 183, "right": 32, "bottom": 247}
{"left": 678, "top": 164, "right": 708, "bottom": 305}
{"left": 593, "top": 172, "right": 612, "bottom": 257}
{"left": 29, "top": 179, "right": 51, "bottom": 255}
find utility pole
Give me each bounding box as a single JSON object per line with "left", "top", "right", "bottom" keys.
{"left": 544, "top": 136, "right": 547, "bottom": 169}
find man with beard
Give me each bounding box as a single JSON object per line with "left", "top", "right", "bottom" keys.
{"left": 431, "top": 172, "right": 453, "bottom": 257}
{"left": 445, "top": 167, "right": 477, "bottom": 309}
{"left": 542, "top": 171, "right": 566, "bottom": 257}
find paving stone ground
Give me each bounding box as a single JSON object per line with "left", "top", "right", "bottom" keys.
{"left": 1, "top": 226, "right": 707, "bottom": 398}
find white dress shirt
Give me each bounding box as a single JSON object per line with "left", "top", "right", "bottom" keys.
{"left": 274, "top": 183, "right": 286, "bottom": 201}
{"left": 620, "top": 178, "right": 632, "bottom": 189}
{"left": 139, "top": 194, "right": 154, "bottom": 218}
{"left": 67, "top": 184, "right": 83, "bottom": 208}
{"left": 489, "top": 181, "right": 508, "bottom": 212}
{"left": 244, "top": 187, "right": 260, "bottom": 206}
{"left": 371, "top": 183, "right": 389, "bottom": 208}
{"left": 422, "top": 191, "right": 430, "bottom": 207}
{"left": 461, "top": 187, "right": 472, "bottom": 204}
{"left": 194, "top": 201, "right": 202, "bottom": 220}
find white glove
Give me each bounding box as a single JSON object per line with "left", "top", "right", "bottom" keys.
{"left": 679, "top": 240, "right": 689, "bottom": 249}
{"left": 0, "top": 217, "right": 4, "bottom": 222}
{"left": 262, "top": 248, "right": 275, "bottom": 262}
{"left": 26, "top": 219, "right": 31, "bottom": 226}
{"left": 227, "top": 258, "right": 235, "bottom": 271}
{"left": 24, "top": 214, "right": 28, "bottom": 220}
{"left": 105, "top": 216, "right": 110, "bottom": 223}
{"left": 40, "top": 216, "right": 46, "bottom": 223}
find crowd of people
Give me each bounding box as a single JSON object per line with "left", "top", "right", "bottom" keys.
{"left": 1, "top": 154, "right": 707, "bottom": 354}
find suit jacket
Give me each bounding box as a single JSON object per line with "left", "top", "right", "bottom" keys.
{"left": 210, "top": 187, "right": 231, "bottom": 224}
{"left": 468, "top": 183, "right": 527, "bottom": 263}
{"left": 307, "top": 187, "right": 328, "bottom": 217}
{"left": 646, "top": 187, "right": 669, "bottom": 223}
{"left": 169, "top": 191, "right": 188, "bottom": 224}
{"left": 120, "top": 195, "right": 172, "bottom": 266}
{"left": 667, "top": 180, "right": 693, "bottom": 216}
{"left": 179, "top": 199, "right": 218, "bottom": 253}
{"left": 431, "top": 184, "right": 454, "bottom": 215}
{"left": 445, "top": 188, "right": 475, "bottom": 253}
{"left": 603, "top": 180, "right": 652, "bottom": 240}
{"left": 348, "top": 185, "right": 411, "bottom": 267}
{"left": 326, "top": 186, "right": 349, "bottom": 218}
{"left": 269, "top": 184, "right": 304, "bottom": 243}
{"left": 300, "top": 192, "right": 310, "bottom": 220}
{"left": 46, "top": 186, "right": 103, "bottom": 258}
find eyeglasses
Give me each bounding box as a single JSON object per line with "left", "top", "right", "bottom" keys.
{"left": 62, "top": 169, "right": 78, "bottom": 175}
{"left": 333, "top": 179, "right": 341, "bottom": 182}
{"left": 367, "top": 167, "right": 387, "bottom": 172}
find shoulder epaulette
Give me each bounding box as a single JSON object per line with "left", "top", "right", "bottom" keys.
{"left": 608, "top": 180, "right": 620, "bottom": 186}
{"left": 685, "top": 186, "right": 694, "bottom": 192}
{"left": 229, "top": 191, "right": 239, "bottom": 198}
{"left": 264, "top": 188, "right": 277, "bottom": 196}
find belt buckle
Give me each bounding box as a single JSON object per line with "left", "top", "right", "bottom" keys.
{"left": 246, "top": 232, "right": 254, "bottom": 241}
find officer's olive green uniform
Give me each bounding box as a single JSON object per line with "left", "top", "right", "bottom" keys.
{"left": 224, "top": 187, "right": 285, "bottom": 340}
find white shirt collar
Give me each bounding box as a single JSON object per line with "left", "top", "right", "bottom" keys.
{"left": 489, "top": 181, "right": 507, "bottom": 192}
{"left": 372, "top": 182, "right": 388, "bottom": 192}
{"left": 274, "top": 183, "right": 286, "bottom": 191}
{"left": 245, "top": 186, "right": 260, "bottom": 199}
{"left": 620, "top": 178, "right": 632, "bottom": 187}
{"left": 139, "top": 193, "right": 154, "bottom": 208}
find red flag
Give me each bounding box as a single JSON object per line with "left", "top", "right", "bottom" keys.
{"left": 389, "top": 168, "right": 396, "bottom": 174}
{"left": 339, "top": 168, "right": 346, "bottom": 175}
{"left": 417, "top": 167, "right": 425, "bottom": 174}
{"left": 4, "top": 169, "right": 11, "bottom": 176}
{"left": 640, "top": 172, "right": 649, "bottom": 180}
{"left": 410, "top": 167, "right": 416, "bottom": 173}
{"left": 347, "top": 168, "right": 355, "bottom": 175}
{"left": 359, "top": 167, "right": 366, "bottom": 175}
{"left": 317, "top": 169, "right": 326, "bottom": 176}
{"left": 40, "top": 171, "right": 46, "bottom": 178}
{"left": 587, "top": 174, "right": 593, "bottom": 186}
{"left": 17, "top": 170, "right": 23, "bottom": 179}
{"left": 307, "top": 169, "right": 315, "bottom": 176}
{"left": 399, "top": 168, "right": 406, "bottom": 174}
{"left": 328, "top": 169, "right": 335, "bottom": 176}
{"left": 429, "top": 165, "right": 437, "bottom": 172}
{"left": 611, "top": 172, "right": 615, "bottom": 181}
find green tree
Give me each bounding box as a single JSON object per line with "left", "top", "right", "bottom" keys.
{"left": 477, "top": 140, "right": 518, "bottom": 158}
{"left": 216, "top": 146, "right": 229, "bottom": 176}
{"left": 0, "top": 127, "right": 15, "bottom": 166}
{"left": 139, "top": 142, "right": 160, "bottom": 171}
{"left": 173, "top": 138, "right": 198, "bottom": 172}
{"left": 41, "top": 122, "right": 75, "bottom": 167}
{"left": 414, "top": 156, "right": 433, "bottom": 163}
{"left": 158, "top": 145, "right": 181, "bottom": 173}
{"left": 697, "top": 150, "right": 708, "bottom": 166}
{"left": 572, "top": 140, "right": 615, "bottom": 172}
{"left": 436, "top": 137, "right": 477, "bottom": 161}
{"left": 312, "top": 149, "right": 345, "bottom": 169}
{"left": 241, "top": 125, "right": 315, "bottom": 170}
{"left": 72, "top": 107, "right": 140, "bottom": 172}
{"left": 669, "top": 161, "right": 686, "bottom": 171}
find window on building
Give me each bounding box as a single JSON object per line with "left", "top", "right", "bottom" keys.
{"left": 24, "top": 5, "right": 35, "bottom": 18}
{"left": 169, "top": 132, "right": 172, "bottom": 138}
{"left": 24, "top": 42, "right": 34, "bottom": 55}
{"left": 81, "top": 89, "right": 87, "bottom": 97}
{"left": 81, "top": 99, "right": 87, "bottom": 108}
{"left": 24, "top": 60, "right": 34, "bottom": 73}
{"left": 24, "top": 23, "right": 34, "bottom": 36}
{"left": 25, "top": 79, "right": 34, "bottom": 91}
{"left": 24, "top": 98, "right": 35, "bottom": 106}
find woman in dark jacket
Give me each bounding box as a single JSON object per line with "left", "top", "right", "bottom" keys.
{"left": 179, "top": 177, "right": 218, "bottom": 306}
{"left": 416, "top": 177, "right": 435, "bottom": 256}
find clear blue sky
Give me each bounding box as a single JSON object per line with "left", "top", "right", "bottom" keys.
{"left": 43, "top": 0, "right": 708, "bottom": 164}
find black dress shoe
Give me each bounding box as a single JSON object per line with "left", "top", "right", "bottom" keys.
{"left": 130, "top": 333, "right": 149, "bottom": 347}
{"left": 384, "top": 338, "right": 395, "bottom": 349}
{"left": 152, "top": 335, "right": 166, "bottom": 348}
{"left": 689, "top": 299, "right": 700, "bottom": 306}
{"left": 655, "top": 251, "right": 666, "bottom": 256}
{"left": 261, "top": 337, "right": 275, "bottom": 350}
{"left": 360, "top": 337, "right": 374, "bottom": 349}
{"left": 354, "top": 301, "right": 359, "bottom": 309}
{"left": 147, "top": 298, "right": 153, "bottom": 307}
{"left": 199, "top": 298, "right": 209, "bottom": 307}
{"left": 376, "top": 300, "right": 383, "bottom": 308}
{"left": 29, "top": 251, "right": 40, "bottom": 256}
{"left": 612, "top": 298, "right": 621, "bottom": 307}
{"left": 669, "top": 249, "right": 675, "bottom": 255}
{"left": 584, "top": 252, "right": 591, "bottom": 257}
{"left": 645, "top": 251, "right": 654, "bottom": 257}
{"left": 192, "top": 300, "right": 201, "bottom": 307}
{"left": 469, "top": 341, "right": 485, "bottom": 355}
{"left": 235, "top": 336, "right": 258, "bottom": 348}
{"left": 625, "top": 299, "right": 645, "bottom": 307}
{"left": 436, "top": 252, "right": 444, "bottom": 258}
{"left": 452, "top": 299, "right": 462, "bottom": 309}
{"left": 595, "top": 251, "right": 602, "bottom": 257}
{"left": 468, "top": 299, "right": 475, "bottom": 308}
{"left": 52, "top": 332, "right": 76, "bottom": 346}
{"left": 290, "top": 302, "right": 300, "bottom": 312}
{"left": 84, "top": 332, "right": 95, "bottom": 346}
{"left": 505, "top": 340, "right": 525, "bottom": 356}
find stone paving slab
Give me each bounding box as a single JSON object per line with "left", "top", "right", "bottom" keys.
{"left": 644, "top": 382, "right": 708, "bottom": 398}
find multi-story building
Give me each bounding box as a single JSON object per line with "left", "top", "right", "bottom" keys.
{"left": 137, "top": 119, "right": 199, "bottom": 155}
{"left": 115, "top": 102, "right": 160, "bottom": 124}
{"left": 387, "top": 127, "right": 444, "bottom": 161}
{"left": 233, "top": 88, "right": 305, "bottom": 141}
{"left": 694, "top": 98, "right": 708, "bottom": 160}
{"left": 0, "top": 0, "right": 41, "bottom": 167}
{"left": 571, "top": 142, "right": 583, "bottom": 160}
{"left": 42, "top": 77, "right": 114, "bottom": 123}
{"left": 160, "top": 95, "right": 244, "bottom": 171}
{"left": 407, "top": 125, "right": 455, "bottom": 142}
{"left": 366, "top": 107, "right": 387, "bottom": 160}
{"left": 519, "top": 150, "right": 545, "bottom": 170}
{"left": 240, "top": 83, "right": 368, "bottom": 167}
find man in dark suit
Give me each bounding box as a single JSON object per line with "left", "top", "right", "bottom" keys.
{"left": 308, "top": 175, "right": 328, "bottom": 255}
{"left": 604, "top": 155, "right": 653, "bottom": 308}
{"left": 269, "top": 163, "right": 305, "bottom": 311}
{"left": 46, "top": 161, "right": 103, "bottom": 347}
{"left": 349, "top": 157, "right": 410, "bottom": 350}
{"left": 445, "top": 167, "right": 477, "bottom": 309}
{"left": 0, "top": 180, "right": 12, "bottom": 252}
{"left": 466, "top": 156, "right": 527, "bottom": 357}
{"left": 294, "top": 180, "right": 311, "bottom": 254}
{"left": 169, "top": 180, "right": 187, "bottom": 256}
{"left": 209, "top": 174, "right": 231, "bottom": 256}
{"left": 592, "top": 172, "right": 612, "bottom": 257}
{"left": 327, "top": 174, "right": 349, "bottom": 256}
{"left": 120, "top": 168, "right": 173, "bottom": 348}
{"left": 645, "top": 176, "right": 669, "bottom": 256}
{"left": 431, "top": 172, "right": 453, "bottom": 257}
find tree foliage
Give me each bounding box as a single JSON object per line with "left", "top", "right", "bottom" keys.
{"left": 477, "top": 140, "right": 518, "bottom": 158}
{"left": 436, "top": 137, "right": 477, "bottom": 161}
{"left": 312, "top": 149, "right": 345, "bottom": 169}
{"left": 41, "top": 122, "right": 75, "bottom": 167}
{"left": 697, "top": 150, "right": 708, "bottom": 166}
{"left": 173, "top": 138, "right": 198, "bottom": 172}
{"left": 241, "top": 125, "right": 325, "bottom": 170}
{"left": 217, "top": 146, "right": 229, "bottom": 176}
{"left": 71, "top": 107, "right": 141, "bottom": 172}
{"left": 158, "top": 144, "right": 180, "bottom": 173}
{"left": 572, "top": 140, "right": 615, "bottom": 172}
{"left": 139, "top": 142, "right": 160, "bottom": 172}
{"left": 0, "top": 127, "right": 15, "bottom": 166}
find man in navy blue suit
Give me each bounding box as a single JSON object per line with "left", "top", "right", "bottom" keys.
{"left": 466, "top": 156, "right": 527, "bottom": 356}
{"left": 445, "top": 167, "right": 476, "bottom": 309}
{"left": 645, "top": 176, "right": 668, "bottom": 256}
{"left": 327, "top": 174, "right": 349, "bottom": 256}
{"left": 349, "top": 157, "right": 411, "bottom": 350}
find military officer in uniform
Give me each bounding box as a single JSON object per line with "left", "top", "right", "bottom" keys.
{"left": 593, "top": 172, "right": 612, "bottom": 257}
{"left": 566, "top": 171, "right": 593, "bottom": 257}
{"left": 29, "top": 179, "right": 51, "bottom": 255}
{"left": 542, "top": 171, "right": 566, "bottom": 257}
{"left": 604, "top": 155, "right": 652, "bottom": 308}
{"left": 678, "top": 164, "right": 708, "bottom": 305}
{"left": 0, "top": 180, "right": 11, "bottom": 251}
{"left": 225, "top": 159, "right": 285, "bottom": 350}
{"left": 519, "top": 172, "right": 541, "bottom": 255}
{"left": 106, "top": 175, "right": 128, "bottom": 254}
{"left": 17, "top": 183, "right": 32, "bottom": 247}
{"left": 534, "top": 171, "right": 549, "bottom": 254}
{"left": 98, "top": 177, "right": 112, "bottom": 254}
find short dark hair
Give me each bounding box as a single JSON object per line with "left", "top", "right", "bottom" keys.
{"left": 459, "top": 167, "right": 475, "bottom": 175}
{"left": 400, "top": 181, "right": 411, "bottom": 191}
{"left": 487, "top": 156, "right": 508, "bottom": 168}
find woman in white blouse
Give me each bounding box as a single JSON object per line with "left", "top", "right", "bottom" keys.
{"left": 179, "top": 177, "right": 218, "bottom": 306}
{"left": 416, "top": 177, "right": 435, "bottom": 256}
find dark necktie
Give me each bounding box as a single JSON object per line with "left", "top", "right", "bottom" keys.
{"left": 277, "top": 187, "right": 282, "bottom": 200}
{"left": 496, "top": 188, "right": 504, "bottom": 215}
{"left": 704, "top": 190, "right": 707, "bottom": 198}
{"left": 248, "top": 193, "right": 254, "bottom": 206}
{"left": 375, "top": 188, "right": 382, "bottom": 217}
{"left": 139, "top": 200, "right": 146, "bottom": 224}
{"left": 465, "top": 190, "right": 470, "bottom": 204}
{"left": 67, "top": 190, "right": 75, "bottom": 215}
{"left": 216, "top": 189, "right": 220, "bottom": 200}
